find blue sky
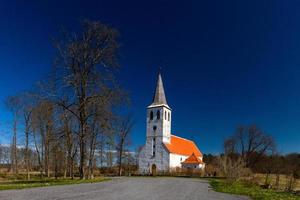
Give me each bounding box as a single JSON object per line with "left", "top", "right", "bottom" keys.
{"left": 0, "top": 0, "right": 300, "bottom": 153}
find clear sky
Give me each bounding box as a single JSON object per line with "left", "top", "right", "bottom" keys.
{"left": 0, "top": 0, "right": 300, "bottom": 154}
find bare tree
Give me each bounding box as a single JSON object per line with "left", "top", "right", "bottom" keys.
{"left": 5, "top": 96, "right": 21, "bottom": 175}
{"left": 284, "top": 153, "right": 300, "bottom": 191}
{"left": 116, "top": 115, "right": 134, "bottom": 176}
{"left": 224, "top": 125, "right": 276, "bottom": 168}
{"left": 51, "top": 20, "right": 121, "bottom": 179}
{"left": 0, "top": 20, "right": 129, "bottom": 180}
{"left": 217, "top": 155, "right": 247, "bottom": 182}
{"left": 60, "top": 112, "right": 77, "bottom": 179}
{"left": 31, "top": 100, "right": 54, "bottom": 178}
{"left": 18, "top": 92, "right": 36, "bottom": 180}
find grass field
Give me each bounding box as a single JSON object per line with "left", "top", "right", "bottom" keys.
{"left": 210, "top": 179, "right": 300, "bottom": 200}
{"left": 0, "top": 176, "right": 109, "bottom": 190}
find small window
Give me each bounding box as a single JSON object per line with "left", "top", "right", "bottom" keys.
{"left": 153, "top": 126, "right": 157, "bottom": 131}
{"left": 180, "top": 157, "right": 182, "bottom": 161}
{"left": 157, "top": 110, "right": 160, "bottom": 120}
{"left": 165, "top": 111, "right": 167, "bottom": 120}
{"left": 168, "top": 112, "right": 170, "bottom": 121}
{"left": 152, "top": 138, "right": 156, "bottom": 157}
{"left": 150, "top": 111, "right": 153, "bottom": 120}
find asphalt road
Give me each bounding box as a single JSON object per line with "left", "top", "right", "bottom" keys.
{"left": 0, "top": 177, "right": 249, "bottom": 200}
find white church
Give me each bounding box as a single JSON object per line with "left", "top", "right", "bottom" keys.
{"left": 138, "top": 73, "right": 205, "bottom": 175}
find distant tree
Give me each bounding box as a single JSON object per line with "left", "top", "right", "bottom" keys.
{"left": 87, "top": 102, "right": 115, "bottom": 179}
{"left": 0, "top": 145, "right": 2, "bottom": 164}
{"left": 5, "top": 95, "right": 21, "bottom": 175}
{"left": 284, "top": 153, "right": 300, "bottom": 191}
{"left": 217, "top": 154, "right": 247, "bottom": 182}
{"left": 60, "top": 112, "right": 77, "bottom": 179}
{"left": 18, "top": 92, "right": 36, "bottom": 180}
{"left": 203, "top": 154, "right": 219, "bottom": 177}
{"left": 203, "top": 154, "right": 218, "bottom": 165}
{"left": 224, "top": 125, "right": 276, "bottom": 168}
{"left": 31, "top": 100, "right": 54, "bottom": 178}
{"left": 115, "top": 115, "right": 134, "bottom": 176}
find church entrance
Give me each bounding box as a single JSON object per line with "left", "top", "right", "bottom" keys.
{"left": 151, "top": 164, "right": 157, "bottom": 176}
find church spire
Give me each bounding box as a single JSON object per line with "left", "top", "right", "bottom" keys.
{"left": 150, "top": 72, "right": 168, "bottom": 107}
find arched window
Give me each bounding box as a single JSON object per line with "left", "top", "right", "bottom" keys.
{"left": 150, "top": 111, "right": 153, "bottom": 120}
{"left": 157, "top": 110, "right": 160, "bottom": 120}
{"left": 168, "top": 112, "right": 170, "bottom": 121}
{"left": 165, "top": 111, "right": 167, "bottom": 120}
{"left": 153, "top": 126, "right": 157, "bottom": 131}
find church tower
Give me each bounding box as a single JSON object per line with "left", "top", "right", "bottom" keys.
{"left": 146, "top": 72, "right": 171, "bottom": 146}
{"left": 139, "top": 72, "right": 205, "bottom": 174}
{"left": 138, "top": 72, "right": 173, "bottom": 174}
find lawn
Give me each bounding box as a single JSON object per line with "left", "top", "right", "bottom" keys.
{"left": 0, "top": 177, "right": 109, "bottom": 190}
{"left": 210, "top": 179, "right": 300, "bottom": 200}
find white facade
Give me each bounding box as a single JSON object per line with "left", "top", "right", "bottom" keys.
{"left": 169, "top": 153, "right": 188, "bottom": 168}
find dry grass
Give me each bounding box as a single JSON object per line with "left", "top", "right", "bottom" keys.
{"left": 254, "top": 174, "right": 300, "bottom": 191}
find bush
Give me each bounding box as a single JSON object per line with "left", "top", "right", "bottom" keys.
{"left": 217, "top": 155, "right": 251, "bottom": 182}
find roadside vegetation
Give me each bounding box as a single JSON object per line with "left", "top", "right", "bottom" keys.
{"left": 204, "top": 125, "right": 300, "bottom": 199}
{"left": 0, "top": 176, "right": 108, "bottom": 191}
{"left": 210, "top": 179, "right": 300, "bottom": 200}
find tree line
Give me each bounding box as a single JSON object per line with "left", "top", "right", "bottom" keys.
{"left": 0, "top": 20, "right": 134, "bottom": 180}
{"left": 204, "top": 125, "right": 300, "bottom": 191}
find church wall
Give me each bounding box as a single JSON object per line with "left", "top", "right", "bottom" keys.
{"left": 138, "top": 137, "right": 170, "bottom": 174}
{"left": 169, "top": 153, "right": 188, "bottom": 168}
{"left": 169, "top": 154, "right": 205, "bottom": 169}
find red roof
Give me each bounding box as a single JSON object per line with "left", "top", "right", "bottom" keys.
{"left": 163, "top": 135, "right": 203, "bottom": 157}
{"left": 182, "top": 153, "right": 203, "bottom": 164}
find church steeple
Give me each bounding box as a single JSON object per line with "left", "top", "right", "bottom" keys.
{"left": 146, "top": 72, "right": 171, "bottom": 144}
{"left": 150, "top": 72, "right": 169, "bottom": 108}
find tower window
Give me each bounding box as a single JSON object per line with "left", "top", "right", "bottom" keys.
{"left": 152, "top": 138, "right": 156, "bottom": 157}
{"left": 157, "top": 110, "right": 160, "bottom": 120}
{"left": 150, "top": 111, "right": 153, "bottom": 120}
{"left": 165, "top": 111, "right": 167, "bottom": 120}
{"left": 168, "top": 112, "right": 170, "bottom": 121}
{"left": 153, "top": 126, "right": 157, "bottom": 131}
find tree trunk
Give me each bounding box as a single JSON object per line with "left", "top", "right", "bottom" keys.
{"left": 88, "top": 151, "right": 94, "bottom": 179}
{"left": 11, "top": 119, "right": 18, "bottom": 175}
{"left": 63, "top": 153, "right": 67, "bottom": 179}
{"left": 118, "top": 147, "right": 123, "bottom": 176}
{"left": 264, "top": 172, "right": 270, "bottom": 185}
{"left": 275, "top": 173, "right": 280, "bottom": 190}
{"left": 79, "top": 133, "right": 86, "bottom": 179}
{"left": 25, "top": 127, "right": 30, "bottom": 180}
{"left": 79, "top": 93, "right": 87, "bottom": 179}
{"left": 71, "top": 159, "right": 74, "bottom": 180}
{"left": 44, "top": 139, "right": 49, "bottom": 177}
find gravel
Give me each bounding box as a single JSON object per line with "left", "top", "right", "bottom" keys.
{"left": 0, "top": 177, "right": 250, "bottom": 200}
